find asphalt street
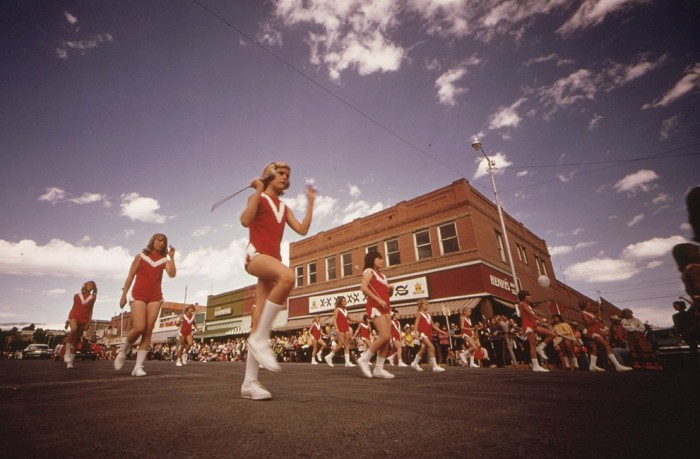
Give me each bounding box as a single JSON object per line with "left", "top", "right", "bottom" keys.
{"left": 1, "top": 359, "right": 697, "bottom": 458}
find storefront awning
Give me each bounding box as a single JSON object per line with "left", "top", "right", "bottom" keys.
{"left": 274, "top": 316, "right": 314, "bottom": 331}
{"left": 396, "top": 298, "right": 482, "bottom": 318}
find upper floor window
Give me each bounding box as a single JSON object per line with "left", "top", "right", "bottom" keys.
{"left": 385, "top": 239, "right": 400, "bottom": 266}
{"left": 535, "top": 255, "right": 548, "bottom": 277}
{"left": 366, "top": 244, "right": 379, "bottom": 255}
{"left": 308, "top": 262, "right": 317, "bottom": 284}
{"left": 438, "top": 222, "right": 459, "bottom": 255}
{"left": 326, "top": 256, "right": 337, "bottom": 281}
{"left": 341, "top": 252, "right": 353, "bottom": 277}
{"left": 516, "top": 244, "right": 528, "bottom": 264}
{"left": 295, "top": 266, "right": 304, "bottom": 288}
{"left": 414, "top": 229, "right": 432, "bottom": 260}
{"left": 495, "top": 231, "right": 506, "bottom": 262}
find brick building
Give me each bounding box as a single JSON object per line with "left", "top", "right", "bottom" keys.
{"left": 204, "top": 179, "right": 621, "bottom": 336}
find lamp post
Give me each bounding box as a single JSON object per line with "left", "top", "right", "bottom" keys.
{"left": 471, "top": 138, "right": 520, "bottom": 310}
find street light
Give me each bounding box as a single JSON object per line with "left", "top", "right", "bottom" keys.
{"left": 471, "top": 138, "right": 520, "bottom": 311}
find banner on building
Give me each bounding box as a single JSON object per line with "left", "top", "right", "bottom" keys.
{"left": 309, "top": 276, "right": 429, "bottom": 314}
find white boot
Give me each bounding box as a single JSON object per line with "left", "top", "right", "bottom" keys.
{"left": 589, "top": 355, "right": 605, "bottom": 372}
{"left": 608, "top": 354, "right": 633, "bottom": 372}
{"left": 536, "top": 342, "right": 548, "bottom": 361}
{"left": 532, "top": 358, "right": 549, "bottom": 372}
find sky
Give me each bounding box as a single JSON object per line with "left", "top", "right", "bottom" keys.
{"left": 1, "top": 0, "right": 699, "bottom": 330}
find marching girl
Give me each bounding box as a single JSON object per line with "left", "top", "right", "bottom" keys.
{"left": 579, "top": 300, "right": 632, "bottom": 372}
{"left": 175, "top": 305, "right": 197, "bottom": 366}
{"left": 310, "top": 314, "right": 327, "bottom": 364}
{"left": 116, "top": 233, "right": 176, "bottom": 376}
{"left": 458, "top": 307, "right": 481, "bottom": 368}
{"left": 517, "top": 290, "right": 556, "bottom": 372}
{"left": 240, "top": 161, "right": 315, "bottom": 400}
{"left": 387, "top": 309, "right": 407, "bottom": 367}
{"left": 355, "top": 252, "right": 395, "bottom": 379}
{"left": 409, "top": 298, "right": 446, "bottom": 372}
{"left": 353, "top": 314, "right": 373, "bottom": 356}
{"left": 324, "top": 297, "right": 356, "bottom": 368}
{"left": 64, "top": 281, "right": 98, "bottom": 369}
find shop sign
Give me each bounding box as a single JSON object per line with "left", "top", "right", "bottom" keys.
{"left": 214, "top": 307, "right": 232, "bottom": 317}
{"left": 489, "top": 274, "right": 516, "bottom": 294}
{"left": 309, "top": 276, "right": 429, "bottom": 313}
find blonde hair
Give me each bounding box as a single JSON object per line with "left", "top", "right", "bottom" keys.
{"left": 261, "top": 161, "right": 291, "bottom": 195}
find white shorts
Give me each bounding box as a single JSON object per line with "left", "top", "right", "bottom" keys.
{"left": 419, "top": 332, "right": 430, "bottom": 341}
{"left": 370, "top": 307, "right": 382, "bottom": 319}
{"left": 524, "top": 327, "right": 535, "bottom": 334}
{"left": 244, "top": 243, "right": 259, "bottom": 267}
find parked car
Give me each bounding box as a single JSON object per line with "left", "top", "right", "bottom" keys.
{"left": 648, "top": 327, "right": 692, "bottom": 370}
{"left": 22, "top": 344, "right": 53, "bottom": 359}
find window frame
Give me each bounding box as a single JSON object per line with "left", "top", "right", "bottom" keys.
{"left": 438, "top": 222, "right": 459, "bottom": 255}
{"left": 414, "top": 229, "right": 433, "bottom": 260}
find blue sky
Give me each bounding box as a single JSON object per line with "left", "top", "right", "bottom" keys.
{"left": 1, "top": 0, "right": 698, "bottom": 330}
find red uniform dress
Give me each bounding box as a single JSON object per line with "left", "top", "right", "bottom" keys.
{"left": 311, "top": 322, "right": 322, "bottom": 341}
{"left": 359, "top": 323, "right": 371, "bottom": 340}
{"left": 246, "top": 193, "right": 287, "bottom": 264}
{"left": 417, "top": 311, "right": 433, "bottom": 340}
{"left": 519, "top": 301, "right": 538, "bottom": 333}
{"left": 335, "top": 306, "right": 350, "bottom": 333}
{"left": 461, "top": 316, "right": 475, "bottom": 338}
{"left": 581, "top": 310, "right": 602, "bottom": 338}
{"left": 180, "top": 312, "right": 195, "bottom": 337}
{"left": 68, "top": 291, "right": 96, "bottom": 325}
{"left": 391, "top": 318, "right": 402, "bottom": 341}
{"left": 131, "top": 252, "right": 167, "bottom": 303}
{"left": 364, "top": 268, "right": 390, "bottom": 317}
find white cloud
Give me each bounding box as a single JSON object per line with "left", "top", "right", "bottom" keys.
{"left": 621, "top": 235, "right": 686, "bottom": 260}
{"left": 38, "top": 187, "right": 67, "bottom": 203}
{"left": 626, "top": 214, "right": 644, "bottom": 227}
{"left": 646, "top": 260, "right": 663, "bottom": 269}
{"left": 659, "top": 115, "right": 681, "bottom": 141}
{"left": 56, "top": 33, "right": 113, "bottom": 60}
{"left": 282, "top": 193, "right": 337, "bottom": 221}
{"left": 178, "top": 238, "right": 248, "bottom": 282}
{"left": 0, "top": 239, "right": 132, "bottom": 279}
{"left": 44, "top": 288, "right": 67, "bottom": 297}
{"left": 488, "top": 98, "right": 525, "bottom": 129}
{"left": 435, "top": 67, "right": 468, "bottom": 107}
{"left": 79, "top": 236, "right": 92, "bottom": 244}
{"left": 348, "top": 184, "right": 361, "bottom": 197}
{"left": 574, "top": 241, "right": 597, "bottom": 250}
{"left": 613, "top": 169, "right": 659, "bottom": 194}
{"left": 38, "top": 187, "right": 109, "bottom": 206}
{"left": 557, "top": 171, "right": 577, "bottom": 183}
{"left": 651, "top": 192, "right": 671, "bottom": 206}
{"left": 565, "top": 257, "right": 640, "bottom": 282}
{"left": 536, "top": 69, "right": 599, "bottom": 118}
{"left": 588, "top": 114, "right": 603, "bottom": 130}
{"left": 120, "top": 192, "right": 167, "bottom": 224}
{"left": 472, "top": 151, "right": 512, "bottom": 180}
{"left": 192, "top": 226, "right": 213, "bottom": 237}
{"left": 123, "top": 228, "right": 136, "bottom": 239}
{"left": 606, "top": 54, "right": 668, "bottom": 89}
{"left": 64, "top": 11, "right": 78, "bottom": 25}
{"left": 642, "top": 62, "right": 700, "bottom": 109}
{"left": 516, "top": 170, "right": 529, "bottom": 177}
{"left": 549, "top": 245, "right": 572, "bottom": 256}
{"left": 524, "top": 53, "right": 558, "bottom": 66}
{"left": 558, "top": 0, "right": 647, "bottom": 36}
{"left": 338, "top": 200, "right": 384, "bottom": 224}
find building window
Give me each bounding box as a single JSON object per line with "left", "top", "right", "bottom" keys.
{"left": 516, "top": 244, "right": 528, "bottom": 264}
{"left": 308, "top": 262, "right": 317, "bottom": 284}
{"left": 295, "top": 266, "right": 304, "bottom": 287}
{"left": 326, "top": 256, "right": 336, "bottom": 281}
{"left": 535, "top": 255, "right": 548, "bottom": 277}
{"left": 366, "top": 244, "right": 379, "bottom": 254}
{"left": 341, "top": 252, "right": 353, "bottom": 277}
{"left": 414, "top": 229, "right": 432, "bottom": 260}
{"left": 385, "top": 239, "right": 400, "bottom": 266}
{"left": 438, "top": 222, "right": 459, "bottom": 255}
{"left": 495, "top": 231, "right": 506, "bottom": 262}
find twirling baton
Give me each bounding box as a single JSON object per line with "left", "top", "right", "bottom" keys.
{"left": 210, "top": 186, "right": 251, "bottom": 212}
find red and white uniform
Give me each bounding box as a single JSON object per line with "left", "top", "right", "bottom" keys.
{"left": 417, "top": 311, "right": 433, "bottom": 340}
{"left": 247, "top": 193, "right": 287, "bottom": 263}
{"left": 131, "top": 251, "right": 167, "bottom": 303}
{"left": 180, "top": 312, "right": 195, "bottom": 337}
{"left": 581, "top": 310, "right": 602, "bottom": 338}
{"left": 311, "top": 321, "right": 322, "bottom": 341}
{"left": 519, "top": 301, "right": 538, "bottom": 333}
{"left": 364, "top": 268, "right": 391, "bottom": 317}
{"left": 391, "top": 318, "right": 402, "bottom": 341}
{"left": 68, "top": 291, "right": 96, "bottom": 325}
{"left": 335, "top": 306, "right": 350, "bottom": 333}
{"left": 359, "top": 323, "right": 371, "bottom": 341}
{"left": 461, "top": 316, "right": 475, "bottom": 338}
